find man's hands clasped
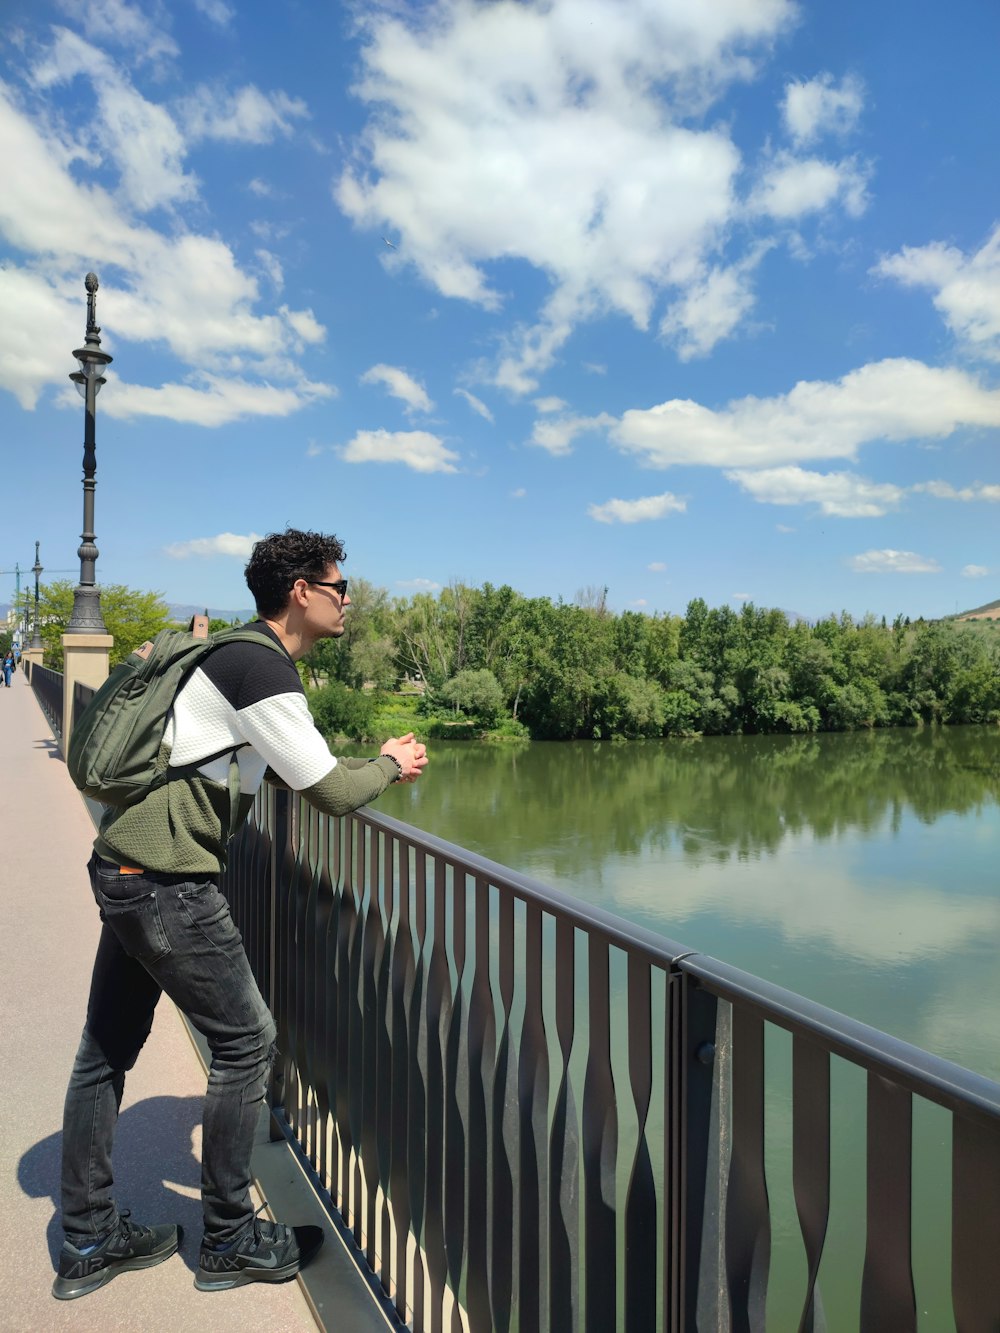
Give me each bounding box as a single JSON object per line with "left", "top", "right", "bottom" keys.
{"left": 380, "top": 732, "right": 428, "bottom": 783}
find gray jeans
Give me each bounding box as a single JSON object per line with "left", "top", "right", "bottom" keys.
{"left": 60, "top": 854, "right": 276, "bottom": 1247}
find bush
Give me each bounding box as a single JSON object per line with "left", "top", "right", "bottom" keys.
{"left": 482, "top": 717, "right": 531, "bottom": 742}
{"left": 307, "top": 681, "right": 379, "bottom": 741}
{"left": 434, "top": 669, "right": 506, "bottom": 726}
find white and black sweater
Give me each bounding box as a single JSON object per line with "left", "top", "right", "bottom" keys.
{"left": 94, "top": 622, "right": 399, "bottom": 875}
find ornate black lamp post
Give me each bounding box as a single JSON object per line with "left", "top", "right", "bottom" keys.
{"left": 31, "top": 541, "right": 43, "bottom": 650}
{"left": 66, "top": 272, "right": 113, "bottom": 634}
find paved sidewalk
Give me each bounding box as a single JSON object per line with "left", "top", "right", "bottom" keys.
{"left": 0, "top": 671, "right": 321, "bottom": 1332}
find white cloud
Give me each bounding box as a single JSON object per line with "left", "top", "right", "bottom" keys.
{"left": 912, "top": 480, "right": 1000, "bottom": 502}
{"left": 782, "top": 73, "right": 864, "bottom": 146}
{"left": 588, "top": 492, "right": 686, "bottom": 524}
{"left": 361, "top": 363, "right": 433, "bottom": 414}
{"left": 847, "top": 549, "right": 941, "bottom": 575}
{"left": 338, "top": 428, "right": 459, "bottom": 473}
{"left": 179, "top": 84, "right": 310, "bottom": 145}
{"left": 192, "top": 0, "right": 235, "bottom": 26}
{"left": 397, "top": 578, "right": 441, "bottom": 592}
{"left": 531, "top": 412, "right": 615, "bottom": 456}
{"left": 533, "top": 396, "right": 567, "bottom": 414}
{"left": 749, "top": 151, "right": 869, "bottom": 221}
{"left": 100, "top": 373, "right": 333, "bottom": 427}
{"left": 453, "top": 387, "right": 493, "bottom": 422}
{"left": 660, "top": 249, "right": 768, "bottom": 359}
{"left": 776, "top": 523, "right": 796, "bottom": 533}
{"left": 875, "top": 225, "right": 1000, "bottom": 360}
{"left": 647, "top": 561, "right": 667, "bottom": 572}
{"left": 0, "top": 51, "right": 330, "bottom": 420}
{"left": 583, "top": 363, "right": 607, "bottom": 376}
{"left": 256, "top": 249, "right": 284, "bottom": 291}
{"left": 732, "top": 592, "right": 752, "bottom": 601}
{"left": 336, "top": 0, "right": 797, "bottom": 392}
{"left": 54, "top": 0, "right": 179, "bottom": 63}
{"left": 727, "top": 465, "right": 906, "bottom": 517}
{"left": 962, "top": 564, "right": 989, "bottom": 579}
{"left": 31, "top": 28, "right": 196, "bottom": 212}
{"left": 165, "top": 531, "right": 261, "bottom": 558}
{"left": 632, "top": 599, "right": 648, "bottom": 607}
{"left": 248, "top": 177, "right": 274, "bottom": 198}
{"left": 613, "top": 359, "right": 1000, "bottom": 470}
{"left": 281, "top": 305, "right": 324, "bottom": 346}
{"left": 510, "top": 487, "right": 526, "bottom": 499}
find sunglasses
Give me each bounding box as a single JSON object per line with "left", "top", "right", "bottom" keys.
{"left": 305, "top": 578, "right": 348, "bottom": 597}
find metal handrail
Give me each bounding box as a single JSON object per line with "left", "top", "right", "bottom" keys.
{"left": 28, "top": 663, "right": 65, "bottom": 737}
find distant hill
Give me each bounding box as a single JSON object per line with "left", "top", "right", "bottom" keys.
{"left": 953, "top": 598, "right": 1000, "bottom": 621}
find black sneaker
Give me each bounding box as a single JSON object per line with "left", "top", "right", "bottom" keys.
{"left": 195, "top": 1213, "right": 324, "bottom": 1291}
{"left": 52, "top": 1211, "right": 181, "bottom": 1301}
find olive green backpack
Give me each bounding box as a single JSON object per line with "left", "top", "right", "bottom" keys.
{"left": 67, "top": 625, "right": 285, "bottom": 811}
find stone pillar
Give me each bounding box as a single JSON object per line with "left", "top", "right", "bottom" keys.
{"left": 62, "top": 632, "right": 113, "bottom": 749}
{"left": 20, "top": 647, "right": 44, "bottom": 678}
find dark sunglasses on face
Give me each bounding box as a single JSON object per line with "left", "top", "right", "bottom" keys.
{"left": 305, "top": 578, "right": 349, "bottom": 597}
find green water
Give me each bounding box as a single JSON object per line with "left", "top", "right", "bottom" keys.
{"left": 386, "top": 724, "right": 1000, "bottom": 1082}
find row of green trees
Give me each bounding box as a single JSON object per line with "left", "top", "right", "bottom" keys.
{"left": 32, "top": 578, "right": 1000, "bottom": 740}
{"left": 303, "top": 581, "right": 1000, "bottom": 739}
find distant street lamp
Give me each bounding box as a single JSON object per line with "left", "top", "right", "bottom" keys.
{"left": 31, "top": 541, "right": 43, "bottom": 650}
{"left": 66, "top": 272, "right": 113, "bottom": 634}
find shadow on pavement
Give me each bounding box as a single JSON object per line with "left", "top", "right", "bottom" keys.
{"left": 18, "top": 1094, "right": 206, "bottom": 1273}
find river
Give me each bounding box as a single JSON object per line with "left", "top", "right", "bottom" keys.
{"left": 389, "top": 723, "right": 1000, "bottom": 1081}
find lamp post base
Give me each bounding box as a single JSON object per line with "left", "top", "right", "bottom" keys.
{"left": 65, "top": 586, "right": 107, "bottom": 635}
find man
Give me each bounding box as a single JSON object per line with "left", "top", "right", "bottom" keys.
{"left": 55, "top": 528, "right": 427, "bottom": 1300}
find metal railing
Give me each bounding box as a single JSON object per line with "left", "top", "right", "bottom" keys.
{"left": 222, "top": 785, "right": 1000, "bottom": 1332}
{"left": 28, "top": 663, "right": 66, "bottom": 737}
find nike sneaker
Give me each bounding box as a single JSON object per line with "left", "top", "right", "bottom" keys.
{"left": 195, "top": 1212, "right": 324, "bottom": 1291}
{"left": 52, "top": 1211, "right": 181, "bottom": 1300}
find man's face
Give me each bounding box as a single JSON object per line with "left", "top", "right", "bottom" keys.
{"left": 303, "top": 562, "right": 351, "bottom": 640}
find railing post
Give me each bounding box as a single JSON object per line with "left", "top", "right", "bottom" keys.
{"left": 60, "top": 631, "right": 111, "bottom": 750}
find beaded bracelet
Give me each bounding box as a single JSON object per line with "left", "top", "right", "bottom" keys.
{"left": 373, "top": 753, "right": 404, "bottom": 782}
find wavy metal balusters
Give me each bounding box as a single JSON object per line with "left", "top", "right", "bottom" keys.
{"left": 465, "top": 876, "right": 498, "bottom": 1332}
{"left": 860, "top": 1074, "right": 915, "bottom": 1331}
{"left": 373, "top": 829, "right": 397, "bottom": 1297}
{"left": 422, "top": 858, "right": 453, "bottom": 1333}
{"left": 548, "top": 916, "right": 579, "bottom": 1333}
{"left": 219, "top": 792, "right": 1000, "bottom": 1333}
{"left": 582, "top": 934, "right": 618, "bottom": 1329}
{"left": 488, "top": 890, "right": 516, "bottom": 1331}
{"left": 443, "top": 868, "right": 469, "bottom": 1332}
{"left": 792, "top": 1036, "right": 830, "bottom": 1333}
{"left": 407, "top": 847, "right": 431, "bottom": 1329}
{"left": 517, "top": 900, "right": 549, "bottom": 1332}
{"left": 387, "top": 834, "right": 417, "bottom": 1324}
{"left": 725, "top": 1006, "right": 770, "bottom": 1333}
{"left": 952, "top": 1113, "right": 1000, "bottom": 1331}
{"left": 625, "top": 955, "right": 655, "bottom": 1333}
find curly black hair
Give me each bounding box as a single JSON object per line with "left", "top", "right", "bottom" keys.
{"left": 244, "top": 528, "right": 347, "bottom": 618}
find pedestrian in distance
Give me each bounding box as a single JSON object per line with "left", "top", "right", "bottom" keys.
{"left": 2, "top": 649, "right": 14, "bottom": 686}
{"left": 54, "top": 527, "right": 428, "bottom": 1301}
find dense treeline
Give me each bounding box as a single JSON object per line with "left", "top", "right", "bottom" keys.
{"left": 303, "top": 580, "right": 1000, "bottom": 740}
{"left": 28, "top": 576, "right": 996, "bottom": 739}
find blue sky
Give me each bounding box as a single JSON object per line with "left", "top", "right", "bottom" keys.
{"left": 1, "top": 0, "right": 998, "bottom": 620}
